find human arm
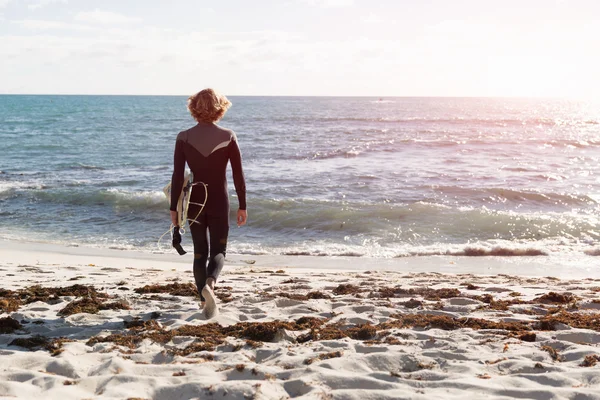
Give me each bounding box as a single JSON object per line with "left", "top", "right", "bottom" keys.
{"left": 229, "top": 134, "right": 247, "bottom": 225}
{"left": 170, "top": 135, "right": 186, "bottom": 225}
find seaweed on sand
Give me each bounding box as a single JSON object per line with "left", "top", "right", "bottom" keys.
{"left": 9, "top": 335, "right": 73, "bottom": 355}
{"left": 538, "top": 311, "right": 600, "bottom": 331}
{"left": 134, "top": 282, "right": 198, "bottom": 297}
{"left": 333, "top": 284, "right": 362, "bottom": 295}
{"left": 1, "top": 284, "right": 109, "bottom": 314}
{"left": 58, "top": 298, "right": 130, "bottom": 316}
{"left": 0, "top": 316, "right": 22, "bottom": 334}
{"left": 534, "top": 292, "right": 576, "bottom": 304}
{"left": 377, "top": 287, "right": 461, "bottom": 301}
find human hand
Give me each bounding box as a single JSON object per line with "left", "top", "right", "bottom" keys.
{"left": 170, "top": 210, "right": 178, "bottom": 227}
{"left": 237, "top": 209, "right": 247, "bottom": 227}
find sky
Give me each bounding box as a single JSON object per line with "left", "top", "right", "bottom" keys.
{"left": 0, "top": 0, "right": 599, "bottom": 97}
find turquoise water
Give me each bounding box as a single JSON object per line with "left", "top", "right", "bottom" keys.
{"left": 0, "top": 95, "right": 599, "bottom": 257}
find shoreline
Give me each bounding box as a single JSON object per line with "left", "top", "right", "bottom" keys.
{"left": 1, "top": 239, "right": 598, "bottom": 279}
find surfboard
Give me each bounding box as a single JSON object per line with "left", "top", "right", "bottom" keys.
{"left": 163, "top": 171, "right": 192, "bottom": 227}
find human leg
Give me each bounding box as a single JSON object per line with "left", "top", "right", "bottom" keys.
{"left": 206, "top": 213, "right": 230, "bottom": 284}
{"left": 189, "top": 210, "right": 208, "bottom": 302}
{"left": 201, "top": 211, "right": 229, "bottom": 318}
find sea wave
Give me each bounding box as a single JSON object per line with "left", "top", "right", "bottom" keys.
{"left": 244, "top": 198, "right": 600, "bottom": 245}
{"left": 268, "top": 115, "right": 600, "bottom": 128}
{"left": 400, "top": 246, "right": 547, "bottom": 257}
{"left": 0, "top": 181, "right": 46, "bottom": 199}
{"left": 434, "top": 186, "right": 598, "bottom": 208}
{"left": 585, "top": 248, "right": 600, "bottom": 256}
{"left": 74, "top": 163, "right": 105, "bottom": 171}
{"left": 28, "top": 188, "right": 168, "bottom": 210}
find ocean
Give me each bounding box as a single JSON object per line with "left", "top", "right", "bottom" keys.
{"left": 0, "top": 95, "right": 599, "bottom": 259}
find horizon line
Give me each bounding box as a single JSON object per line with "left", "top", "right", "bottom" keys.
{"left": 0, "top": 93, "right": 572, "bottom": 100}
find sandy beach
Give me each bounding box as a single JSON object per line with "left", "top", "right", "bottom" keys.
{"left": 0, "top": 241, "right": 599, "bottom": 399}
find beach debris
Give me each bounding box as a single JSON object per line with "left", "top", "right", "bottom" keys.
{"left": 534, "top": 292, "right": 576, "bottom": 304}
{"left": 123, "top": 318, "right": 161, "bottom": 331}
{"left": 541, "top": 345, "right": 565, "bottom": 362}
{"left": 0, "top": 284, "right": 108, "bottom": 313}
{"left": 518, "top": 332, "right": 536, "bottom": 342}
{"left": 0, "top": 316, "right": 22, "bottom": 334}
{"left": 377, "top": 286, "right": 461, "bottom": 300}
{"left": 59, "top": 297, "right": 130, "bottom": 316}
{"left": 580, "top": 355, "right": 600, "bottom": 367}
{"left": 9, "top": 335, "right": 72, "bottom": 355}
{"left": 401, "top": 298, "right": 423, "bottom": 309}
{"left": 0, "top": 298, "right": 21, "bottom": 314}
{"left": 275, "top": 291, "right": 331, "bottom": 301}
{"left": 333, "top": 284, "right": 361, "bottom": 295}
{"left": 304, "top": 351, "right": 343, "bottom": 365}
{"left": 347, "top": 324, "right": 377, "bottom": 340}
{"left": 538, "top": 311, "right": 600, "bottom": 331}
{"left": 134, "top": 282, "right": 198, "bottom": 297}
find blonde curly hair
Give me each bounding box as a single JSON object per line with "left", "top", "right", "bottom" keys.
{"left": 187, "top": 88, "right": 232, "bottom": 123}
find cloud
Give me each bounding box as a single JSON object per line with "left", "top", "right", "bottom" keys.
{"left": 12, "top": 19, "right": 95, "bottom": 31}
{"left": 74, "top": 9, "right": 141, "bottom": 24}
{"left": 28, "top": 0, "right": 67, "bottom": 11}
{"left": 299, "top": 0, "right": 354, "bottom": 7}
{"left": 0, "top": 0, "right": 12, "bottom": 8}
{"left": 362, "top": 13, "right": 382, "bottom": 24}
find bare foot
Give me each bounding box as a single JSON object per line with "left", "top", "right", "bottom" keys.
{"left": 201, "top": 285, "right": 218, "bottom": 319}
{"left": 206, "top": 277, "right": 216, "bottom": 290}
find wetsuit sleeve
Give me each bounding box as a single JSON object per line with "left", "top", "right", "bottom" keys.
{"left": 229, "top": 136, "right": 247, "bottom": 210}
{"left": 170, "top": 136, "right": 186, "bottom": 212}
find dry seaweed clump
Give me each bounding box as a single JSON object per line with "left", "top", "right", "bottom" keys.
{"left": 87, "top": 333, "right": 146, "bottom": 349}
{"left": 58, "top": 298, "right": 130, "bottom": 316}
{"left": 304, "top": 351, "right": 342, "bottom": 365}
{"left": 123, "top": 319, "right": 161, "bottom": 331}
{"left": 297, "top": 321, "right": 347, "bottom": 343}
{"left": 295, "top": 316, "right": 327, "bottom": 329}
{"left": 1, "top": 284, "right": 108, "bottom": 313}
{"left": 534, "top": 292, "right": 576, "bottom": 304}
{"left": 401, "top": 299, "right": 423, "bottom": 309}
{"left": 378, "top": 287, "right": 461, "bottom": 301}
{"left": 471, "top": 293, "right": 527, "bottom": 311}
{"left": 214, "top": 288, "right": 234, "bottom": 303}
{"left": 172, "top": 341, "right": 218, "bottom": 356}
{"left": 20, "top": 285, "right": 106, "bottom": 303}
{"left": 134, "top": 282, "right": 198, "bottom": 297}
{"left": 347, "top": 324, "right": 377, "bottom": 340}
{"left": 580, "top": 355, "right": 600, "bottom": 367}
{"left": 383, "top": 313, "right": 532, "bottom": 333}
{"left": 10, "top": 335, "right": 51, "bottom": 350}
{"left": 9, "top": 335, "right": 73, "bottom": 355}
{"left": 239, "top": 321, "right": 296, "bottom": 342}
{"left": 333, "top": 284, "right": 362, "bottom": 295}
{"left": 0, "top": 298, "right": 22, "bottom": 314}
{"left": 538, "top": 311, "right": 600, "bottom": 331}
{"left": 541, "top": 345, "right": 564, "bottom": 362}
{"left": 276, "top": 291, "right": 331, "bottom": 301}
{"left": 518, "top": 332, "right": 536, "bottom": 342}
{"left": 0, "top": 316, "right": 22, "bottom": 334}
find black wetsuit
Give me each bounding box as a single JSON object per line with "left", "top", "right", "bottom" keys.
{"left": 171, "top": 122, "right": 246, "bottom": 299}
